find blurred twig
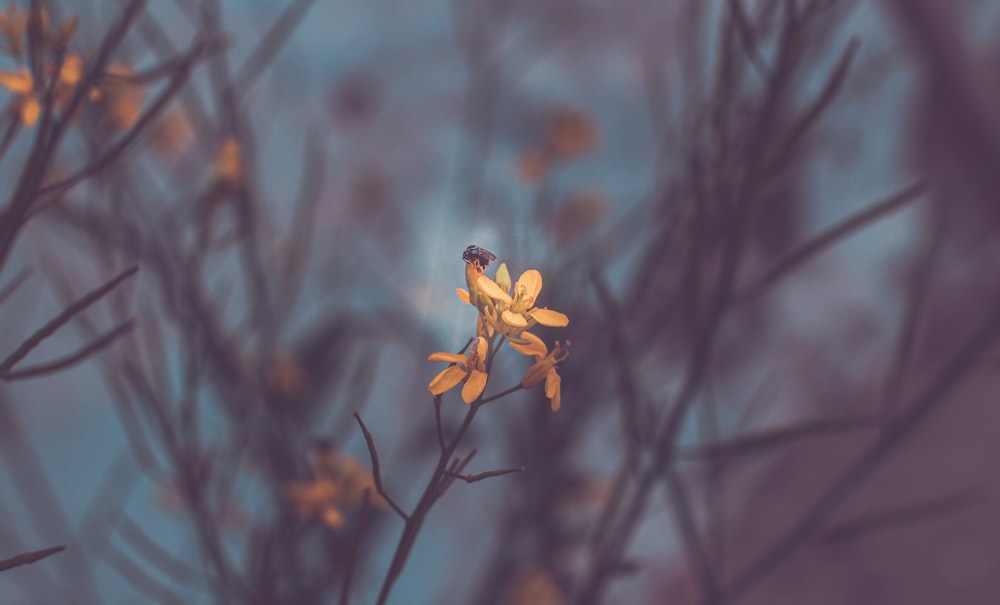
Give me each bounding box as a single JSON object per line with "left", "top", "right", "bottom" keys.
{"left": 0, "top": 545, "right": 66, "bottom": 573}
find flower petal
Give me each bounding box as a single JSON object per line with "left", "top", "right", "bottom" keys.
{"left": 428, "top": 352, "right": 466, "bottom": 363}
{"left": 509, "top": 331, "right": 547, "bottom": 358}
{"left": 20, "top": 96, "right": 39, "bottom": 127}
{"left": 520, "top": 359, "right": 553, "bottom": 388}
{"left": 515, "top": 269, "right": 542, "bottom": 302}
{"left": 60, "top": 54, "right": 82, "bottom": 85}
{"left": 0, "top": 69, "right": 32, "bottom": 94}
{"left": 545, "top": 370, "right": 561, "bottom": 411}
{"left": 462, "top": 369, "right": 488, "bottom": 403}
{"left": 456, "top": 288, "right": 471, "bottom": 304}
{"left": 322, "top": 506, "right": 345, "bottom": 528}
{"left": 428, "top": 365, "right": 466, "bottom": 395}
{"left": 474, "top": 336, "right": 488, "bottom": 360}
{"left": 528, "top": 308, "right": 569, "bottom": 327}
{"left": 477, "top": 274, "right": 514, "bottom": 304}
{"left": 502, "top": 309, "right": 529, "bottom": 327}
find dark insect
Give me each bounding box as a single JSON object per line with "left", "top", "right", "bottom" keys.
{"left": 462, "top": 245, "right": 497, "bottom": 268}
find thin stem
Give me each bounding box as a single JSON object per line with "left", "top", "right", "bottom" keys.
{"left": 353, "top": 412, "right": 409, "bottom": 521}
{"left": 442, "top": 465, "right": 524, "bottom": 483}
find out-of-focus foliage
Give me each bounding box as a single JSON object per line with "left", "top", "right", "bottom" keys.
{"left": 1, "top": 1, "right": 999, "bottom": 605}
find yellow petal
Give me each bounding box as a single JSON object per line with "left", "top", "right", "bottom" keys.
{"left": 456, "top": 288, "right": 471, "bottom": 304}
{"left": 515, "top": 269, "right": 542, "bottom": 302}
{"left": 520, "top": 359, "right": 552, "bottom": 388}
{"left": 476, "top": 274, "right": 513, "bottom": 304}
{"left": 474, "top": 336, "right": 488, "bottom": 360}
{"left": 502, "top": 309, "right": 528, "bottom": 328}
{"left": 322, "top": 506, "right": 345, "bottom": 528}
{"left": 214, "top": 136, "right": 244, "bottom": 184}
{"left": 494, "top": 263, "right": 511, "bottom": 293}
{"left": 0, "top": 68, "right": 32, "bottom": 94}
{"left": 462, "top": 369, "right": 487, "bottom": 403}
{"left": 428, "top": 352, "right": 466, "bottom": 363}
{"left": 545, "top": 370, "right": 561, "bottom": 411}
{"left": 509, "top": 331, "right": 547, "bottom": 358}
{"left": 60, "top": 54, "right": 82, "bottom": 85}
{"left": 428, "top": 365, "right": 466, "bottom": 395}
{"left": 20, "top": 96, "right": 39, "bottom": 127}
{"left": 528, "top": 308, "right": 569, "bottom": 327}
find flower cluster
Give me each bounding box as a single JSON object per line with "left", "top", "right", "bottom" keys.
{"left": 284, "top": 444, "right": 386, "bottom": 529}
{"left": 429, "top": 247, "right": 570, "bottom": 410}
{"left": 0, "top": 5, "right": 146, "bottom": 129}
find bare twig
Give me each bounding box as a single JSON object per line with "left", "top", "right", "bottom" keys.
{"left": 0, "top": 268, "right": 31, "bottom": 308}
{"left": 3, "top": 319, "right": 135, "bottom": 381}
{"left": 678, "top": 415, "right": 880, "bottom": 463}
{"left": 0, "top": 266, "right": 138, "bottom": 376}
{"left": 716, "top": 296, "right": 1000, "bottom": 603}
{"left": 339, "top": 489, "right": 373, "bottom": 605}
{"left": 664, "top": 468, "right": 717, "bottom": 599}
{"left": 0, "top": 545, "right": 67, "bottom": 572}
{"left": 814, "top": 487, "right": 982, "bottom": 546}
{"left": 442, "top": 465, "right": 525, "bottom": 483}
{"left": 735, "top": 182, "right": 927, "bottom": 302}
{"left": 353, "top": 412, "right": 409, "bottom": 521}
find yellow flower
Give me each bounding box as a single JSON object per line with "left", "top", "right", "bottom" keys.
{"left": 510, "top": 332, "right": 570, "bottom": 411}
{"left": 284, "top": 445, "right": 386, "bottom": 529}
{"left": 95, "top": 64, "right": 146, "bottom": 130}
{"left": 476, "top": 268, "right": 569, "bottom": 330}
{"left": 428, "top": 336, "right": 489, "bottom": 403}
{"left": 213, "top": 136, "right": 245, "bottom": 186}
{"left": 0, "top": 67, "right": 39, "bottom": 126}
{"left": 0, "top": 52, "right": 86, "bottom": 128}
{"left": 284, "top": 477, "right": 345, "bottom": 528}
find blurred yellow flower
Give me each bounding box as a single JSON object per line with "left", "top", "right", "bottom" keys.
{"left": 94, "top": 64, "right": 146, "bottom": 130}
{"left": 0, "top": 66, "right": 38, "bottom": 126}
{"left": 507, "top": 567, "right": 566, "bottom": 605}
{"left": 0, "top": 53, "right": 86, "bottom": 127}
{"left": 284, "top": 477, "right": 345, "bottom": 528}
{"left": 213, "top": 136, "right": 245, "bottom": 186}
{"left": 510, "top": 332, "right": 570, "bottom": 411}
{"left": 428, "top": 336, "right": 489, "bottom": 403}
{"left": 284, "top": 445, "right": 385, "bottom": 529}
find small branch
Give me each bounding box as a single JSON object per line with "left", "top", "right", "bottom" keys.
{"left": 479, "top": 384, "right": 523, "bottom": 404}
{"left": 813, "top": 487, "right": 982, "bottom": 546}
{"left": 442, "top": 465, "right": 524, "bottom": 484}
{"left": 763, "top": 38, "right": 859, "bottom": 176}
{"left": 3, "top": 319, "right": 135, "bottom": 381}
{"left": 433, "top": 395, "right": 446, "bottom": 451}
{"left": 233, "top": 0, "right": 320, "bottom": 96}
{"left": 727, "top": 0, "right": 772, "bottom": 80}
{"left": 339, "top": 489, "right": 373, "bottom": 605}
{"left": 0, "top": 268, "right": 31, "bottom": 308}
{"left": 353, "top": 412, "right": 408, "bottom": 521}
{"left": 0, "top": 266, "right": 139, "bottom": 376}
{"left": 678, "top": 416, "right": 880, "bottom": 463}
{"left": 0, "top": 545, "right": 67, "bottom": 572}
{"left": 664, "top": 468, "right": 717, "bottom": 600}
{"left": 436, "top": 449, "right": 478, "bottom": 500}
{"left": 735, "top": 182, "right": 927, "bottom": 302}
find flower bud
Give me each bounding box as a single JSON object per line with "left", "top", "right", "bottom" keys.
{"left": 494, "top": 262, "right": 511, "bottom": 294}
{"left": 520, "top": 358, "right": 555, "bottom": 388}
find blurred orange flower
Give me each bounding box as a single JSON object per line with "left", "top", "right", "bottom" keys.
{"left": 516, "top": 149, "right": 549, "bottom": 184}
{"left": 213, "top": 136, "right": 245, "bottom": 186}
{"left": 545, "top": 105, "right": 597, "bottom": 159}
{"left": 284, "top": 445, "right": 385, "bottom": 529}
{"left": 93, "top": 64, "right": 146, "bottom": 130}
